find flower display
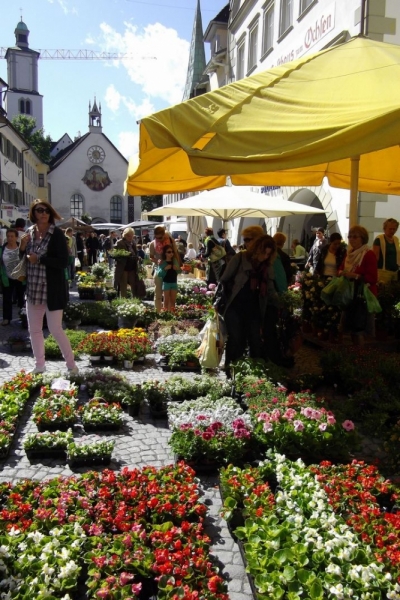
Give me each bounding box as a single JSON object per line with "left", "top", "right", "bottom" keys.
{"left": 114, "top": 299, "right": 147, "bottom": 319}
{"left": 0, "top": 463, "right": 228, "bottom": 599}
{"left": 76, "top": 328, "right": 152, "bottom": 360}
{"left": 24, "top": 429, "right": 74, "bottom": 451}
{"left": 33, "top": 394, "right": 78, "bottom": 429}
{"left": 168, "top": 396, "right": 253, "bottom": 465}
{"left": 79, "top": 398, "right": 123, "bottom": 428}
{"left": 67, "top": 439, "right": 114, "bottom": 459}
{"left": 223, "top": 454, "right": 400, "bottom": 600}
{"left": 108, "top": 248, "right": 131, "bottom": 259}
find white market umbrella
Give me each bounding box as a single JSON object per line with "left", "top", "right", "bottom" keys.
{"left": 187, "top": 215, "right": 206, "bottom": 251}
{"left": 146, "top": 186, "right": 325, "bottom": 226}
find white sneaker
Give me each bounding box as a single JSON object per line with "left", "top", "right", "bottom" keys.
{"left": 29, "top": 367, "right": 46, "bottom": 374}
{"left": 68, "top": 367, "right": 80, "bottom": 376}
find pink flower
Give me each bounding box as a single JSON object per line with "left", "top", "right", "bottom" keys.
{"left": 270, "top": 409, "right": 281, "bottom": 422}
{"left": 327, "top": 415, "right": 336, "bottom": 425}
{"left": 257, "top": 412, "right": 269, "bottom": 422}
{"left": 232, "top": 418, "right": 246, "bottom": 429}
{"left": 206, "top": 291, "right": 214, "bottom": 296}
{"left": 199, "top": 288, "right": 208, "bottom": 294}
{"left": 120, "top": 572, "right": 135, "bottom": 587}
{"left": 283, "top": 408, "right": 296, "bottom": 421}
{"left": 272, "top": 397, "right": 279, "bottom": 404}
{"left": 193, "top": 286, "right": 200, "bottom": 293}
{"left": 342, "top": 420, "right": 355, "bottom": 431}
{"left": 210, "top": 421, "right": 223, "bottom": 431}
{"left": 131, "top": 583, "right": 143, "bottom": 595}
{"left": 234, "top": 428, "right": 251, "bottom": 438}
{"left": 96, "top": 589, "right": 111, "bottom": 599}
{"left": 318, "top": 423, "right": 328, "bottom": 431}
{"left": 196, "top": 415, "right": 207, "bottom": 420}
{"left": 202, "top": 431, "right": 214, "bottom": 440}
{"left": 301, "top": 407, "right": 314, "bottom": 418}
{"left": 293, "top": 420, "right": 304, "bottom": 432}
{"left": 263, "top": 422, "right": 273, "bottom": 433}
{"left": 208, "top": 283, "right": 217, "bottom": 290}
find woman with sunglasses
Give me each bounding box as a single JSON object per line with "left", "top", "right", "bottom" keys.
{"left": 156, "top": 244, "right": 181, "bottom": 311}
{"left": 18, "top": 199, "right": 79, "bottom": 375}
{"left": 149, "top": 226, "right": 179, "bottom": 312}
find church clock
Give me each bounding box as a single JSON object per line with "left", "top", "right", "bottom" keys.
{"left": 87, "top": 145, "right": 105, "bottom": 164}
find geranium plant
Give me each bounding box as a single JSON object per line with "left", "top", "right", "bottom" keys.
{"left": 79, "top": 398, "right": 123, "bottom": 428}
{"left": 33, "top": 394, "right": 77, "bottom": 429}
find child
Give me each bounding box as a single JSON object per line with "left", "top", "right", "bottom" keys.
{"left": 156, "top": 244, "right": 181, "bottom": 311}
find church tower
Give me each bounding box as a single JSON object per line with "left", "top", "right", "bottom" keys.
{"left": 88, "top": 97, "right": 103, "bottom": 133}
{"left": 5, "top": 19, "right": 43, "bottom": 129}
{"left": 182, "top": 0, "right": 208, "bottom": 101}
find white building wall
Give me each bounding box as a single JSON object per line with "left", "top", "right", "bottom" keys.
{"left": 228, "top": 0, "right": 400, "bottom": 242}
{"left": 48, "top": 133, "right": 129, "bottom": 223}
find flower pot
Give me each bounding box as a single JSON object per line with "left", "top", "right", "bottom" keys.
{"left": 68, "top": 455, "right": 111, "bottom": 468}
{"left": 103, "top": 356, "right": 114, "bottom": 363}
{"left": 122, "top": 403, "right": 140, "bottom": 417}
{"left": 149, "top": 406, "right": 168, "bottom": 419}
{"left": 118, "top": 316, "right": 138, "bottom": 329}
{"left": 90, "top": 355, "right": 101, "bottom": 363}
{"left": 83, "top": 423, "right": 121, "bottom": 432}
{"left": 36, "top": 422, "right": 75, "bottom": 432}
{"left": 123, "top": 360, "right": 134, "bottom": 369}
{"left": 64, "top": 319, "right": 81, "bottom": 330}
{"left": 26, "top": 448, "right": 67, "bottom": 461}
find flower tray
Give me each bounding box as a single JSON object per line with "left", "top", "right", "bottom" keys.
{"left": 159, "top": 358, "right": 201, "bottom": 372}
{"left": 68, "top": 455, "right": 112, "bottom": 468}
{"left": 36, "top": 422, "right": 76, "bottom": 432}
{"left": 237, "top": 539, "right": 259, "bottom": 600}
{"left": 176, "top": 455, "right": 220, "bottom": 475}
{"left": 26, "top": 448, "right": 67, "bottom": 461}
{"left": 83, "top": 423, "right": 122, "bottom": 432}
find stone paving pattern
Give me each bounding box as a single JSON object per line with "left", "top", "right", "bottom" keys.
{"left": 0, "top": 292, "right": 253, "bottom": 600}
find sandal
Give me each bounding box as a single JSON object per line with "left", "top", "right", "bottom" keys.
{"left": 1, "top": 320, "right": 10, "bottom": 326}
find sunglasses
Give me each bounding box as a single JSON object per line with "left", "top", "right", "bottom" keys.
{"left": 35, "top": 207, "right": 51, "bottom": 214}
{"left": 243, "top": 237, "right": 253, "bottom": 243}
{"left": 166, "top": 251, "right": 174, "bottom": 254}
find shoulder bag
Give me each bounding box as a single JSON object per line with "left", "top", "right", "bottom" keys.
{"left": 10, "top": 255, "right": 27, "bottom": 282}
{"left": 343, "top": 279, "right": 368, "bottom": 333}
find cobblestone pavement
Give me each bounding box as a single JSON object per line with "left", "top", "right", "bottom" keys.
{"left": 0, "top": 291, "right": 253, "bottom": 600}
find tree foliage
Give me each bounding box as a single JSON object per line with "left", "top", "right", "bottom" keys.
{"left": 141, "top": 195, "right": 163, "bottom": 222}
{"left": 11, "top": 115, "right": 53, "bottom": 164}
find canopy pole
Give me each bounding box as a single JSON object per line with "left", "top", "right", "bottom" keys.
{"left": 349, "top": 156, "right": 360, "bottom": 227}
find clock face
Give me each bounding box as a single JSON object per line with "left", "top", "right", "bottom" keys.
{"left": 87, "top": 145, "right": 105, "bottom": 164}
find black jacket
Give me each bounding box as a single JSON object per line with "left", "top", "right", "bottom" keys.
{"left": 38, "top": 227, "right": 69, "bottom": 311}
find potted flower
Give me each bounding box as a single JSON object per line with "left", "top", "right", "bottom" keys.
{"left": 32, "top": 394, "right": 78, "bottom": 431}
{"left": 5, "top": 333, "right": 31, "bottom": 352}
{"left": 63, "top": 301, "right": 84, "bottom": 329}
{"left": 108, "top": 248, "right": 131, "bottom": 260}
{"left": 115, "top": 300, "right": 146, "bottom": 329}
{"left": 79, "top": 398, "right": 123, "bottom": 431}
{"left": 24, "top": 429, "right": 74, "bottom": 460}
{"left": 67, "top": 439, "right": 114, "bottom": 468}
{"left": 142, "top": 379, "right": 169, "bottom": 417}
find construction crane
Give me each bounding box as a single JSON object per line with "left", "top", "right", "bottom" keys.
{"left": 0, "top": 48, "right": 156, "bottom": 60}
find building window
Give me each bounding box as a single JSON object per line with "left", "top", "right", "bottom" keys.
{"left": 26, "top": 100, "right": 31, "bottom": 115}
{"left": 248, "top": 23, "right": 259, "bottom": 71}
{"left": 262, "top": 3, "right": 274, "bottom": 55}
{"left": 300, "top": 0, "right": 314, "bottom": 13}
{"left": 19, "top": 98, "right": 31, "bottom": 115}
{"left": 70, "top": 194, "right": 84, "bottom": 218}
{"left": 39, "top": 174, "right": 45, "bottom": 187}
{"left": 110, "top": 195, "right": 123, "bottom": 223}
{"left": 19, "top": 99, "right": 25, "bottom": 114}
{"left": 279, "top": 0, "right": 293, "bottom": 36}
{"left": 237, "top": 41, "right": 245, "bottom": 80}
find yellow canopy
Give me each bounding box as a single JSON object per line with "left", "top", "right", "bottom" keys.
{"left": 127, "top": 36, "right": 400, "bottom": 205}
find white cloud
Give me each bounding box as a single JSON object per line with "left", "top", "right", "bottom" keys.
{"left": 98, "top": 21, "right": 189, "bottom": 106}
{"left": 47, "top": 0, "right": 78, "bottom": 15}
{"left": 105, "top": 84, "right": 155, "bottom": 121}
{"left": 118, "top": 130, "right": 139, "bottom": 160}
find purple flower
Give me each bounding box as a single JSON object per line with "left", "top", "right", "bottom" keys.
{"left": 208, "top": 283, "right": 217, "bottom": 290}
{"left": 193, "top": 286, "right": 200, "bottom": 293}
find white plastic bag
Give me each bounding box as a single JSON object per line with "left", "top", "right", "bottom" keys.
{"left": 196, "top": 313, "right": 225, "bottom": 369}
{"left": 75, "top": 257, "right": 81, "bottom": 268}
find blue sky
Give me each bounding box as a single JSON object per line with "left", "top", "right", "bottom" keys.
{"left": 0, "top": 0, "right": 224, "bottom": 159}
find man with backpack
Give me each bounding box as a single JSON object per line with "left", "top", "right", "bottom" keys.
{"left": 217, "top": 228, "right": 236, "bottom": 265}
{"left": 203, "top": 227, "right": 226, "bottom": 285}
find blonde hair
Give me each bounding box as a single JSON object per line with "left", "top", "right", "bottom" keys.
{"left": 247, "top": 235, "right": 276, "bottom": 264}
{"left": 122, "top": 227, "right": 134, "bottom": 238}
{"left": 240, "top": 225, "right": 264, "bottom": 240}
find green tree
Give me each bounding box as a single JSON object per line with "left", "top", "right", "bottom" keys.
{"left": 11, "top": 115, "right": 53, "bottom": 164}
{"left": 141, "top": 195, "right": 163, "bottom": 222}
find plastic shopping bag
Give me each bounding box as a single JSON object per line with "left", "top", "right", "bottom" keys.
{"left": 196, "top": 313, "right": 225, "bottom": 368}
{"left": 363, "top": 286, "right": 382, "bottom": 314}
{"left": 321, "top": 276, "right": 354, "bottom": 307}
